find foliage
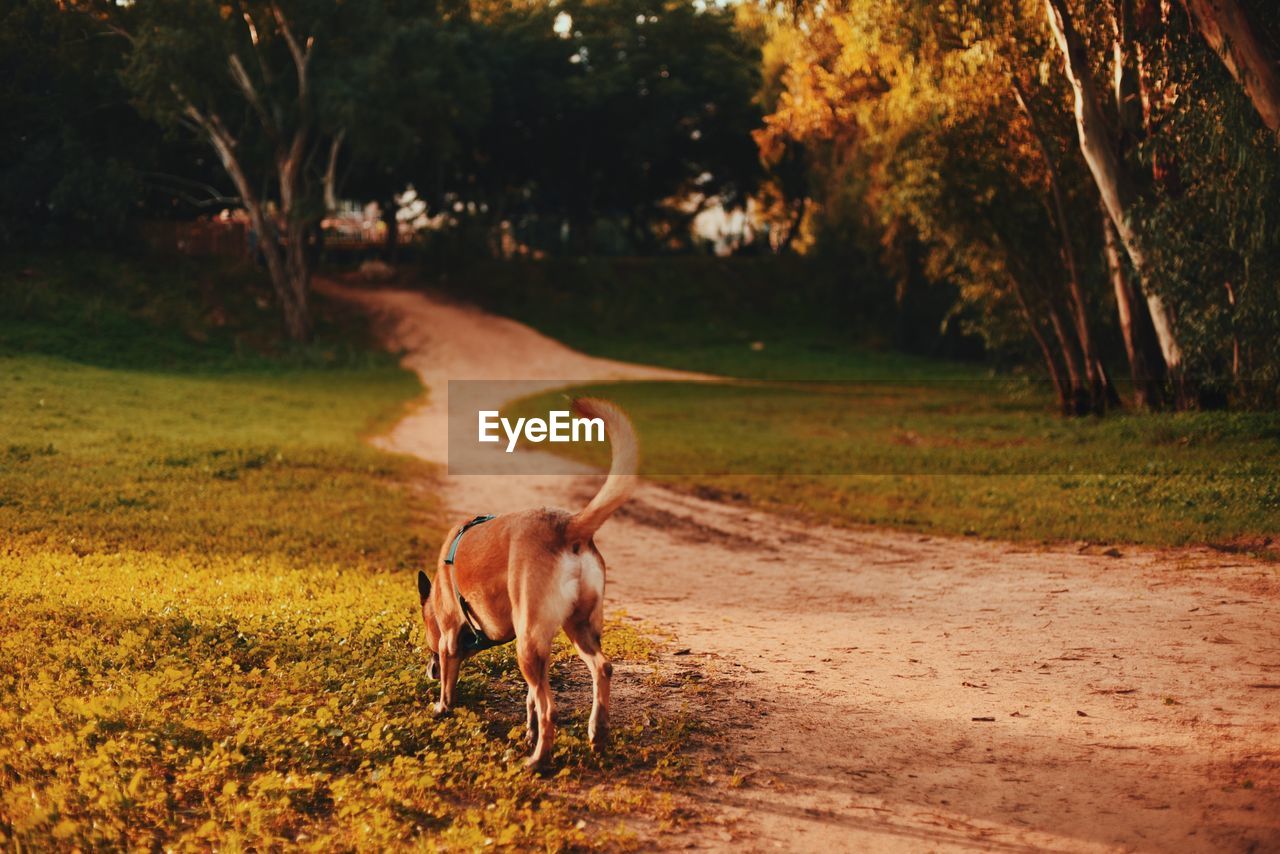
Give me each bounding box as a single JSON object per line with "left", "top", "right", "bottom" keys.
{"left": 755, "top": 2, "right": 1082, "bottom": 378}
{"left": 334, "top": 3, "right": 489, "bottom": 213}
{"left": 1131, "top": 10, "right": 1280, "bottom": 403}
{"left": 755, "top": 0, "right": 1280, "bottom": 409}
{"left": 8, "top": 0, "right": 763, "bottom": 257}
{"left": 99, "top": 0, "right": 411, "bottom": 338}
{"left": 0, "top": 255, "right": 702, "bottom": 850}
{"left": 0, "top": 0, "right": 148, "bottom": 244}
{"left": 421, "top": 254, "right": 958, "bottom": 374}
{"left": 414, "top": 0, "right": 764, "bottom": 254}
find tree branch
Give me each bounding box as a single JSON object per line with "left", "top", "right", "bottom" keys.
{"left": 239, "top": 7, "right": 277, "bottom": 90}
{"left": 175, "top": 88, "right": 257, "bottom": 212}
{"left": 324, "top": 128, "right": 346, "bottom": 212}
{"left": 271, "top": 3, "right": 313, "bottom": 102}
{"left": 228, "top": 53, "right": 279, "bottom": 143}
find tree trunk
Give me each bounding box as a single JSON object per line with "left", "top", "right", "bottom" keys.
{"left": 1010, "top": 277, "right": 1071, "bottom": 414}
{"left": 778, "top": 195, "right": 807, "bottom": 255}
{"left": 1045, "top": 300, "right": 1091, "bottom": 416}
{"left": 187, "top": 106, "right": 311, "bottom": 341}
{"left": 283, "top": 219, "right": 313, "bottom": 342}
{"left": 1180, "top": 0, "right": 1280, "bottom": 135}
{"left": 1044, "top": 0, "right": 1185, "bottom": 396}
{"left": 1102, "top": 209, "right": 1164, "bottom": 408}
{"left": 382, "top": 196, "right": 399, "bottom": 261}
{"left": 1224, "top": 278, "right": 1242, "bottom": 393}
{"left": 1012, "top": 81, "right": 1109, "bottom": 412}
{"left": 1111, "top": 0, "right": 1150, "bottom": 153}
{"left": 251, "top": 209, "right": 310, "bottom": 342}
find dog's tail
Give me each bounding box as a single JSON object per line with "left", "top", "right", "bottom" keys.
{"left": 565, "top": 397, "right": 638, "bottom": 542}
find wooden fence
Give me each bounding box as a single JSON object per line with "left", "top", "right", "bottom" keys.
{"left": 136, "top": 220, "right": 249, "bottom": 258}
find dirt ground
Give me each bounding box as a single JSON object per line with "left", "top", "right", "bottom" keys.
{"left": 321, "top": 279, "right": 1280, "bottom": 853}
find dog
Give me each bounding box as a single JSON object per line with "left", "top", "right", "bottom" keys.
{"left": 416, "top": 397, "right": 637, "bottom": 769}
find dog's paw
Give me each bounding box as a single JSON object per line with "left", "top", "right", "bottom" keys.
{"left": 432, "top": 702, "right": 451, "bottom": 717}
{"left": 589, "top": 716, "right": 609, "bottom": 753}
{"left": 523, "top": 753, "right": 551, "bottom": 774}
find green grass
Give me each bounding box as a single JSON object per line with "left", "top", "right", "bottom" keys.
{"left": 1, "top": 250, "right": 388, "bottom": 371}
{"left": 513, "top": 378, "right": 1279, "bottom": 546}
{"left": 453, "top": 257, "right": 1278, "bottom": 547}
{"left": 0, "top": 254, "right": 700, "bottom": 851}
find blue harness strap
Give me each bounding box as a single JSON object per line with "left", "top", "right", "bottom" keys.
{"left": 443, "top": 515, "right": 503, "bottom": 654}
{"left": 445, "top": 514, "right": 495, "bottom": 565}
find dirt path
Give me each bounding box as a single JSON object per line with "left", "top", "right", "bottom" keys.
{"left": 322, "top": 279, "right": 1279, "bottom": 853}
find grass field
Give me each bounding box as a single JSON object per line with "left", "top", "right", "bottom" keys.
{"left": 0, "top": 255, "right": 697, "bottom": 850}
{"left": 513, "top": 380, "right": 1279, "bottom": 546}
{"left": 434, "top": 259, "right": 1280, "bottom": 548}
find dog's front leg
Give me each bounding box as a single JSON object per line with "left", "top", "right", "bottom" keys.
{"left": 434, "top": 650, "right": 461, "bottom": 716}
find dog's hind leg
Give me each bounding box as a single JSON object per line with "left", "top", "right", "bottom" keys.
{"left": 564, "top": 612, "right": 611, "bottom": 753}
{"left": 517, "top": 639, "right": 555, "bottom": 769}
{"left": 524, "top": 683, "right": 538, "bottom": 746}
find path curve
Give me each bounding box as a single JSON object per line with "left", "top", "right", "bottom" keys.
{"left": 322, "top": 279, "right": 1279, "bottom": 853}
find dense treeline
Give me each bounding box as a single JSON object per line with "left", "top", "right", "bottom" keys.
{"left": 751, "top": 0, "right": 1280, "bottom": 411}
{"left": 3, "top": 0, "right": 760, "bottom": 338}
{"left": 3, "top": 0, "right": 1277, "bottom": 410}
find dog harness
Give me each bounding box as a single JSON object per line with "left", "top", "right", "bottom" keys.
{"left": 443, "top": 515, "right": 506, "bottom": 654}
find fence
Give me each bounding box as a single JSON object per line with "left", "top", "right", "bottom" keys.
{"left": 136, "top": 219, "right": 248, "bottom": 259}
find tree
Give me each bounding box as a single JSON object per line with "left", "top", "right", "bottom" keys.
{"left": 1128, "top": 1, "right": 1280, "bottom": 404}
{"left": 1012, "top": 79, "right": 1114, "bottom": 410}
{"left": 1042, "top": 0, "right": 1185, "bottom": 400}
{"left": 434, "top": 0, "right": 762, "bottom": 255}
{"left": 756, "top": 0, "right": 1280, "bottom": 412}
{"left": 323, "top": 1, "right": 488, "bottom": 259}
{"left": 756, "top": 2, "right": 1121, "bottom": 413}
{"left": 1179, "top": 0, "right": 1280, "bottom": 136}
{"left": 92, "top": 0, "right": 396, "bottom": 340}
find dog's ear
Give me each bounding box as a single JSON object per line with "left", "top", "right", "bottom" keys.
{"left": 417, "top": 570, "right": 431, "bottom": 604}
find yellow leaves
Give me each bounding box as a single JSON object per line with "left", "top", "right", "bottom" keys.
{"left": 0, "top": 355, "right": 690, "bottom": 852}
{"left": 762, "top": 1, "right": 1035, "bottom": 161}
{"left": 51, "top": 819, "right": 78, "bottom": 839}
{"left": 125, "top": 769, "right": 147, "bottom": 799}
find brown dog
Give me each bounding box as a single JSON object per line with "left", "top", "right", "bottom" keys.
{"left": 417, "top": 398, "right": 637, "bottom": 768}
